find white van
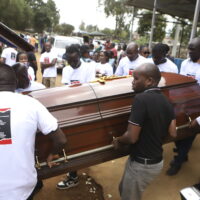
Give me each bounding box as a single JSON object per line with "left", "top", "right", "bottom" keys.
{"left": 51, "top": 36, "right": 82, "bottom": 71}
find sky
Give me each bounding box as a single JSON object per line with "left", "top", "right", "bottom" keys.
{"left": 52, "top": 0, "right": 173, "bottom": 34}
{"left": 53, "top": 0, "right": 117, "bottom": 31}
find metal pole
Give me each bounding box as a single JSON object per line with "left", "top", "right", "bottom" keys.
{"left": 149, "top": 0, "right": 157, "bottom": 49}
{"left": 190, "top": 0, "right": 200, "bottom": 41}
{"left": 172, "top": 24, "right": 181, "bottom": 57}
{"left": 129, "top": 6, "right": 135, "bottom": 41}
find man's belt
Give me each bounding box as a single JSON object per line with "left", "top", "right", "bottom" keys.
{"left": 132, "top": 156, "right": 162, "bottom": 165}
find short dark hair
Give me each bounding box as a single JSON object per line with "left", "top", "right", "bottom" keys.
{"left": 142, "top": 63, "right": 161, "bottom": 85}
{"left": 101, "top": 51, "right": 110, "bottom": 62}
{"left": 16, "top": 52, "right": 28, "bottom": 62}
{"left": 152, "top": 43, "right": 167, "bottom": 57}
{"left": 12, "top": 63, "right": 30, "bottom": 89}
{"left": 66, "top": 44, "right": 81, "bottom": 56}
{"left": 162, "top": 44, "right": 170, "bottom": 54}
{"left": 0, "top": 63, "right": 17, "bottom": 91}
{"left": 80, "top": 45, "right": 90, "bottom": 57}
{"left": 122, "top": 43, "right": 127, "bottom": 51}
{"left": 139, "top": 44, "right": 148, "bottom": 52}
{"left": 106, "top": 50, "right": 114, "bottom": 59}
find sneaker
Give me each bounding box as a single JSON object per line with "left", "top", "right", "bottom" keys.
{"left": 56, "top": 177, "right": 79, "bottom": 190}
{"left": 170, "top": 156, "right": 188, "bottom": 166}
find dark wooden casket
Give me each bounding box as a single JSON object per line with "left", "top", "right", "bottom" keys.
{"left": 0, "top": 22, "right": 34, "bottom": 51}
{"left": 29, "top": 73, "right": 200, "bottom": 179}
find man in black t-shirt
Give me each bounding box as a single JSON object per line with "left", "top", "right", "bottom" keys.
{"left": 113, "top": 63, "right": 177, "bottom": 200}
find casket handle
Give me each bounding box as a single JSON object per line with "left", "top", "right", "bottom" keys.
{"left": 37, "top": 144, "right": 114, "bottom": 169}
{"left": 62, "top": 148, "right": 68, "bottom": 162}
{"left": 187, "top": 114, "right": 192, "bottom": 123}
{"left": 35, "top": 156, "right": 41, "bottom": 169}
{"left": 176, "top": 113, "right": 192, "bottom": 130}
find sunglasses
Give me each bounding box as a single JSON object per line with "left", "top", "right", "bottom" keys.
{"left": 144, "top": 51, "right": 150, "bottom": 54}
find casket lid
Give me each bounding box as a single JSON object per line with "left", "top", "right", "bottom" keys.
{"left": 30, "top": 73, "right": 196, "bottom": 108}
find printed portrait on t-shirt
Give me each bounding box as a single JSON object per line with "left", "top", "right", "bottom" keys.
{"left": 11, "top": 52, "right": 16, "bottom": 60}
{"left": 0, "top": 108, "right": 12, "bottom": 145}
{"left": 44, "top": 57, "right": 50, "bottom": 64}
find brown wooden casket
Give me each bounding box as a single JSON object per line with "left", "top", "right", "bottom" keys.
{"left": 29, "top": 73, "right": 200, "bottom": 179}
{"left": 1, "top": 22, "right": 199, "bottom": 180}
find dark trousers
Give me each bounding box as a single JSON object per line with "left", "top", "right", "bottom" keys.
{"left": 69, "top": 171, "right": 78, "bottom": 179}
{"left": 173, "top": 135, "right": 196, "bottom": 165}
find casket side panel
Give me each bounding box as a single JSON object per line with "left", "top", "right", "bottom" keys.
{"left": 35, "top": 74, "right": 200, "bottom": 179}
{"left": 163, "top": 83, "right": 200, "bottom": 142}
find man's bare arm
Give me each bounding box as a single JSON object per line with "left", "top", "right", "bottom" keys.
{"left": 0, "top": 57, "right": 6, "bottom": 64}
{"left": 113, "top": 124, "right": 141, "bottom": 149}
{"left": 40, "top": 58, "right": 57, "bottom": 70}
{"left": 46, "top": 127, "right": 67, "bottom": 167}
{"left": 169, "top": 119, "right": 177, "bottom": 138}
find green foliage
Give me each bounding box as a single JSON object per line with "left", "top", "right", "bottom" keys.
{"left": 101, "top": 28, "right": 115, "bottom": 36}
{"left": 169, "top": 20, "right": 194, "bottom": 46}
{"left": 0, "top": 0, "right": 32, "bottom": 30}
{"left": 0, "top": 0, "right": 59, "bottom": 32}
{"left": 137, "top": 11, "right": 167, "bottom": 42}
{"left": 135, "top": 36, "right": 149, "bottom": 46}
{"left": 30, "top": 0, "right": 60, "bottom": 32}
{"left": 86, "top": 25, "right": 99, "bottom": 33}
{"left": 99, "top": 0, "right": 134, "bottom": 40}
{"left": 79, "top": 22, "right": 86, "bottom": 31}
{"left": 54, "top": 23, "right": 75, "bottom": 36}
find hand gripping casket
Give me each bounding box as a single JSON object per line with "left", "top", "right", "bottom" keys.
{"left": 29, "top": 73, "right": 200, "bottom": 179}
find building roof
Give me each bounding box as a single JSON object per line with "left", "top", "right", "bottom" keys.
{"left": 126, "top": 0, "right": 197, "bottom": 20}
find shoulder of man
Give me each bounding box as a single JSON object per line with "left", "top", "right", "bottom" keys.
{"left": 138, "top": 54, "right": 147, "bottom": 61}
{"left": 119, "top": 56, "right": 128, "bottom": 65}
{"left": 181, "top": 58, "right": 190, "bottom": 67}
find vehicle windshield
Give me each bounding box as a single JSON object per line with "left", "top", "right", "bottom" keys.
{"left": 55, "top": 39, "right": 79, "bottom": 49}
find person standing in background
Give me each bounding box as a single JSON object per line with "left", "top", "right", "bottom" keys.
{"left": 1, "top": 46, "right": 17, "bottom": 66}
{"left": 40, "top": 42, "right": 57, "bottom": 88}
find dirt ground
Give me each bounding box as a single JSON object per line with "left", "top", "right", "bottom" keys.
{"left": 34, "top": 139, "right": 200, "bottom": 200}
{"left": 33, "top": 56, "right": 200, "bottom": 200}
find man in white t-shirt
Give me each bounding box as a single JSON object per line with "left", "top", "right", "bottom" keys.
{"left": 1, "top": 47, "right": 17, "bottom": 66}
{"left": 58, "top": 44, "right": 95, "bottom": 190}
{"left": 0, "top": 64, "right": 67, "bottom": 200}
{"left": 148, "top": 43, "right": 178, "bottom": 73}
{"left": 166, "top": 37, "right": 200, "bottom": 176}
{"left": 115, "top": 42, "right": 147, "bottom": 76}
{"left": 40, "top": 42, "right": 57, "bottom": 88}
{"left": 61, "top": 44, "right": 95, "bottom": 85}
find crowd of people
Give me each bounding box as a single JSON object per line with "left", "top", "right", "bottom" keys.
{"left": 1, "top": 36, "right": 200, "bottom": 200}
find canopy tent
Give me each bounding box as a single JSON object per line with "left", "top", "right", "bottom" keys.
{"left": 126, "top": 0, "right": 200, "bottom": 51}
{"left": 126, "top": 0, "right": 197, "bottom": 20}
{"left": 89, "top": 31, "right": 106, "bottom": 37}
{"left": 76, "top": 30, "right": 90, "bottom": 35}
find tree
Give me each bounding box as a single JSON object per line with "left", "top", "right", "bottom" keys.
{"left": 169, "top": 18, "right": 198, "bottom": 47}
{"left": 54, "top": 23, "right": 75, "bottom": 35}
{"left": 86, "top": 25, "right": 99, "bottom": 33}
{"left": 101, "top": 28, "right": 115, "bottom": 36}
{"left": 79, "top": 21, "right": 86, "bottom": 31}
{"left": 46, "top": 0, "right": 60, "bottom": 30}
{"left": 137, "top": 10, "right": 167, "bottom": 42}
{"left": 99, "top": 0, "right": 134, "bottom": 39}
{"left": 26, "top": 0, "right": 60, "bottom": 32}
{"left": 0, "top": 0, "right": 32, "bottom": 30}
